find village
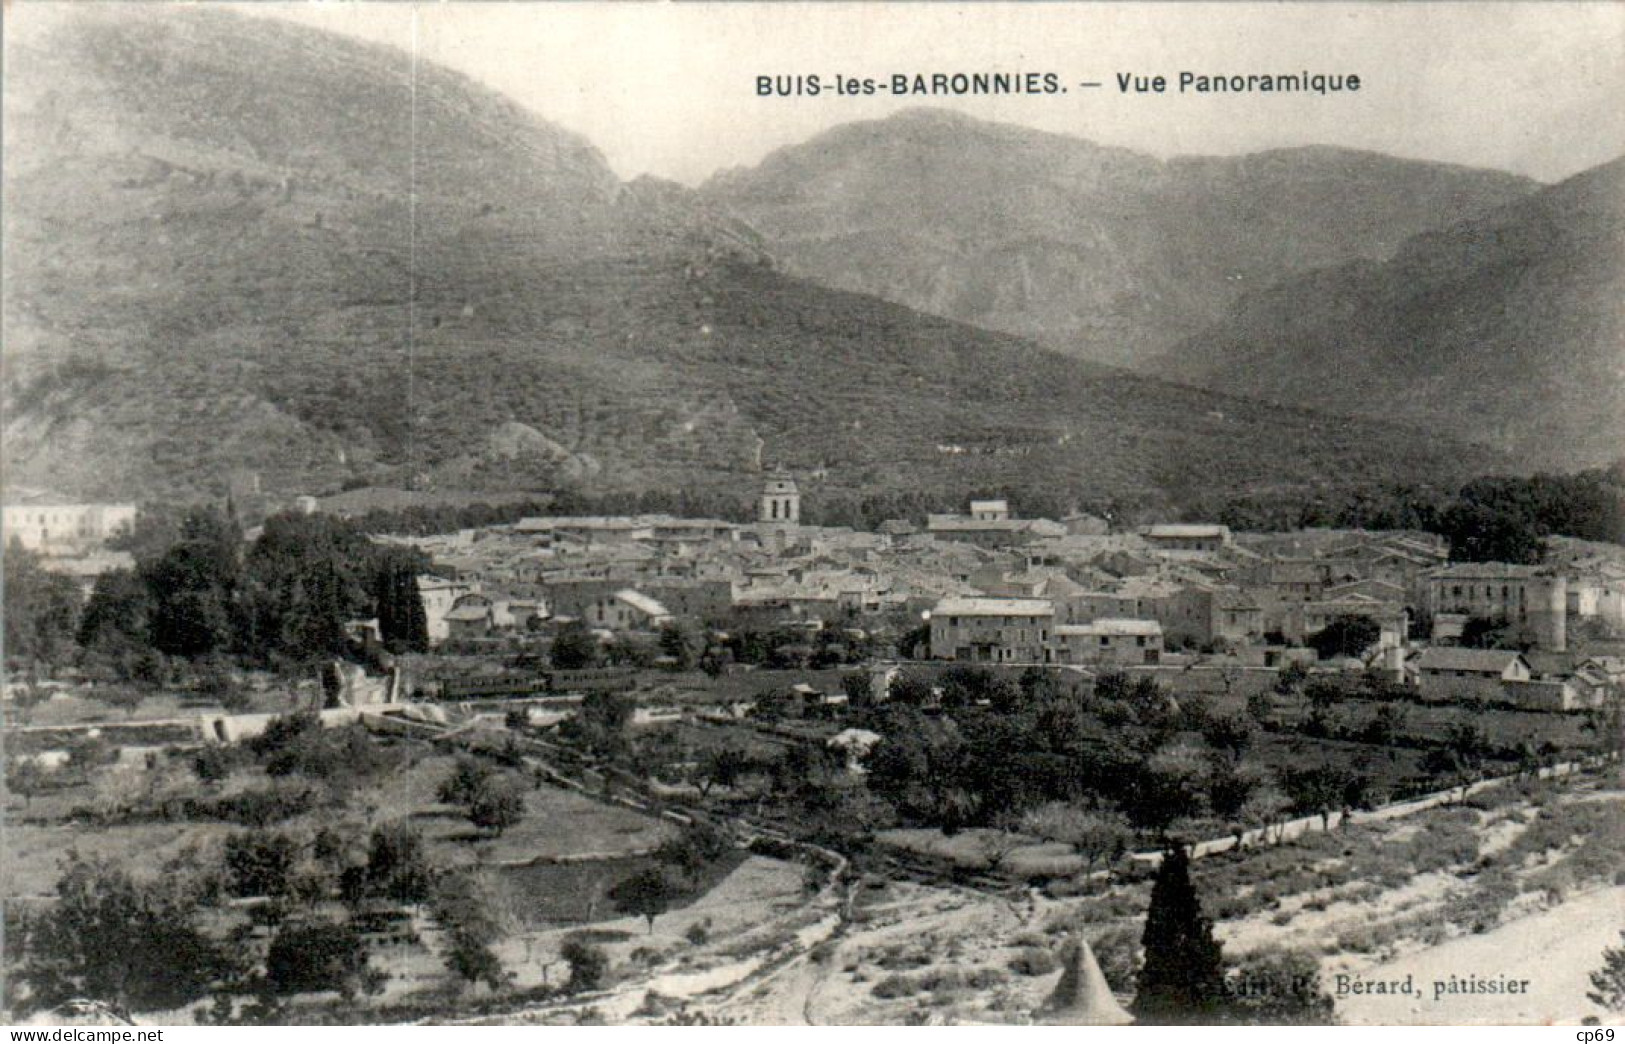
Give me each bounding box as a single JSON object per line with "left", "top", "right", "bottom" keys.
{"left": 336, "top": 476, "right": 1624, "bottom": 711}
{"left": 3, "top": 474, "right": 1623, "bottom": 1026}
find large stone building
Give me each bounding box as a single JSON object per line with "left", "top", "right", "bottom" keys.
{"left": 2, "top": 498, "right": 138, "bottom": 555}
{"left": 1051, "top": 619, "right": 1164, "bottom": 666}
{"left": 1426, "top": 563, "right": 1567, "bottom": 651}
{"left": 417, "top": 575, "right": 478, "bottom": 644}
{"left": 1140, "top": 524, "right": 1232, "bottom": 553}
{"left": 585, "top": 589, "right": 674, "bottom": 632}
{"left": 927, "top": 497, "right": 1066, "bottom": 549}
{"left": 929, "top": 596, "right": 1054, "bottom": 663}
{"left": 1410, "top": 646, "right": 1596, "bottom": 711}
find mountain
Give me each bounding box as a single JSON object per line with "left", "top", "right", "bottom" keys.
{"left": 1, "top": 9, "right": 1503, "bottom": 511}
{"left": 1160, "top": 157, "right": 1625, "bottom": 470}
{"left": 701, "top": 109, "right": 1539, "bottom": 367}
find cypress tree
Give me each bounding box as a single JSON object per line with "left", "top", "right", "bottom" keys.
{"left": 376, "top": 562, "right": 428, "bottom": 654}
{"left": 1134, "top": 845, "right": 1224, "bottom": 1023}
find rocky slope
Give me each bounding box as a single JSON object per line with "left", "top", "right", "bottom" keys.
{"left": 701, "top": 109, "right": 1539, "bottom": 368}
{"left": 1, "top": 10, "right": 1503, "bottom": 507}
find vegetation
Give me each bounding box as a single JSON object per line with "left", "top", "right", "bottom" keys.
{"left": 1207, "top": 464, "right": 1624, "bottom": 551}
{"left": 1134, "top": 847, "right": 1225, "bottom": 1023}
{"left": 432, "top": 873, "right": 507, "bottom": 993}
{"left": 609, "top": 867, "right": 685, "bottom": 934}
{"left": 1020, "top": 803, "right": 1132, "bottom": 875}
{"left": 3, "top": 545, "right": 83, "bottom": 675}
{"left": 1589, "top": 931, "right": 1625, "bottom": 1013}
{"left": 264, "top": 920, "right": 383, "bottom": 1000}
{"left": 17, "top": 507, "right": 431, "bottom": 689}
{"left": 1307, "top": 615, "right": 1381, "bottom": 661}
{"left": 561, "top": 938, "right": 609, "bottom": 992}
{"left": 1220, "top": 949, "right": 1335, "bottom": 1025}
{"left": 20, "top": 853, "right": 232, "bottom": 1014}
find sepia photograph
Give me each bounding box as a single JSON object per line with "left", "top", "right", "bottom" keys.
{"left": 1, "top": 0, "right": 1622, "bottom": 1030}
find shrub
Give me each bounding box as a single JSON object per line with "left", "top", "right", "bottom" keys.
{"left": 265, "top": 920, "right": 381, "bottom": 1000}
{"left": 872, "top": 973, "right": 918, "bottom": 999}
{"left": 1008, "top": 947, "right": 1058, "bottom": 977}
{"left": 1090, "top": 926, "right": 1142, "bottom": 993}
{"left": 192, "top": 746, "right": 234, "bottom": 785}
{"left": 196, "top": 781, "right": 322, "bottom": 826}
{"left": 875, "top": 946, "right": 931, "bottom": 970}
{"left": 561, "top": 939, "right": 609, "bottom": 992}
{"left": 962, "top": 967, "right": 1007, "bottom": 990}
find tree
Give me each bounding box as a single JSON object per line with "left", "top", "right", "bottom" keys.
{"left": 236, "top": 513, "right": 378, "bottom": 666}
{"left": 561, "top": 938, "right": 609, "bottom": 992}
{"left": 223, "top": 829, "right": 302, "bottom": 901}
{"left": 656, "top": 822, "right": 732, "bottom": 881}
{"left": 1441, "top": 501, "right": 1546, "bottom": 564}
{"left": 656, "top": 621, "right": 704, "bottom": 670}
{"left": 550, "top": 620, "right": 600, "bottom": 670}
{"left": 433, "top": 873, "right": 507, "bottom": 992}
{"left": 1125, "top": 743, "right": 1209, "bottom": 836}
{"left": 1460, "top": 615, "right": 1527, "bottom": 651}
{"left": 1020, "top": 803, "right": 1132, "bottom": 875}
{"left": 139, "top": 510, "right": 242, "bottom": 660}
{"left": 7, "top": 758, "right": 52, "bottom": 811}
{"left": 1202, "top": 715, "right": 1256, "bottom": 760}
{"left": 840, "top": 672, "right": 874, "bottom": 709}
{"left": 865, "top": 710, "right": 968, "bottom": 826}
{"left": 1279, "top": 767, "right": 1352, "bottom": 829}
{"left": 938, "top": 664, "right": 1015, "bottom": 709}
{"left": 22, "top": 854, "right": 229, "bottom": 1013}
{"left": 967, "top": 827, "right": 1025, "bottom": 872}
{"left": 1588, "top": 931, "right": 1625, "bottom": 1012}
{"left": 1307, "top": 615, "right": 1381, "bottom": 660}
{"left": 694, "top": 746, "right": 754, "bottom": 797}
{"left": 1239, "top": 784, "right": 1293, "bottom": 846}
{"left": 467, "top": 774, "right": 527, "bottom": 836}
{"left": 373, "top": 553, "right": 429, "bottom": 654}
{"left": 1274, "top": 661, "right": 1309, "bottom": 696}
{"left": 1303, "top": 679, "right": 1344, "bottom": 713}
{"left": 1221, "top": 949, "right": 1335, "bottom": 1024}
{"left": 76, "top": 568, "right": 155, "bottom": 675}
{"left": 886, "top": 670, "right": 934, "bottom": 706}
{"left": 1134, "top": 846, "right": 1225, "bottom": 1023}
{"left": 437, "top": 756, "right": 496, "bottom": 809}
{"left": 264, "top": 920, "right": 382, "bottom": 1000}
{"left": 3, "top": 545, "right": 83, "bottom": 675}
{"left": 569, "top": 689, "right": 633, "bottom": 758}
{"left": 358, "top": 823, "right": 434, "bottom": 906}
{"left": 1360, "top": 704, "right": 1409, "bottom": 746}
{"left": 610, "top": 866, "right": 683, "bottom": 933}
{"left": 98, "top": 686, "right": 146, "bottom": 720}
{"left": 1206, "top": 759, "right": 1264, "bottom": 822}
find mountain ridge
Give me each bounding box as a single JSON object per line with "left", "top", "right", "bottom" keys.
{"left": 1157, "top": 155, "right": 1625, "bottom": 469}
{"left": 1, "top": 9, "right": 1509, "bottom": 510}
{"left": 700, "top": 108, "right": 1541, "bottom": 368}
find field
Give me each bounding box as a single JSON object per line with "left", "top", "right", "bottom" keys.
{"left": 616, "top": 769, "right": 1625, "bottom": 1026}
{"left": 6, "top": 675, "right": 1621, "bottom": 1026}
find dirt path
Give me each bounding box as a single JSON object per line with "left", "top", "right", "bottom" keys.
{"left": 1333, "top": 885, "right": 1625, "bottom": 1025}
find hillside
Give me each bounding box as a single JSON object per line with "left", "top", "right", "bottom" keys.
{"left": 701, "top": 109, "right": 1539, "bottom": 368}
{"left": 1160, "top": 157, "right": 1625, "bottom": 470}
{"left": 1, "top": 9, "right": 1503, "bottom": 510}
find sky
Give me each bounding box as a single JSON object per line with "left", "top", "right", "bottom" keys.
{"left": 45, "top": 2, "right": 1625, "bottom": 185}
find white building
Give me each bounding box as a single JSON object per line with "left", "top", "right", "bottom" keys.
{"left": 2, "top": 498, "right": 138, "bottom": 555}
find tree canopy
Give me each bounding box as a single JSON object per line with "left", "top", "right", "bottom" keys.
{"left": 1135, "top": 846, "right": 1225, "bottom": 1023}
